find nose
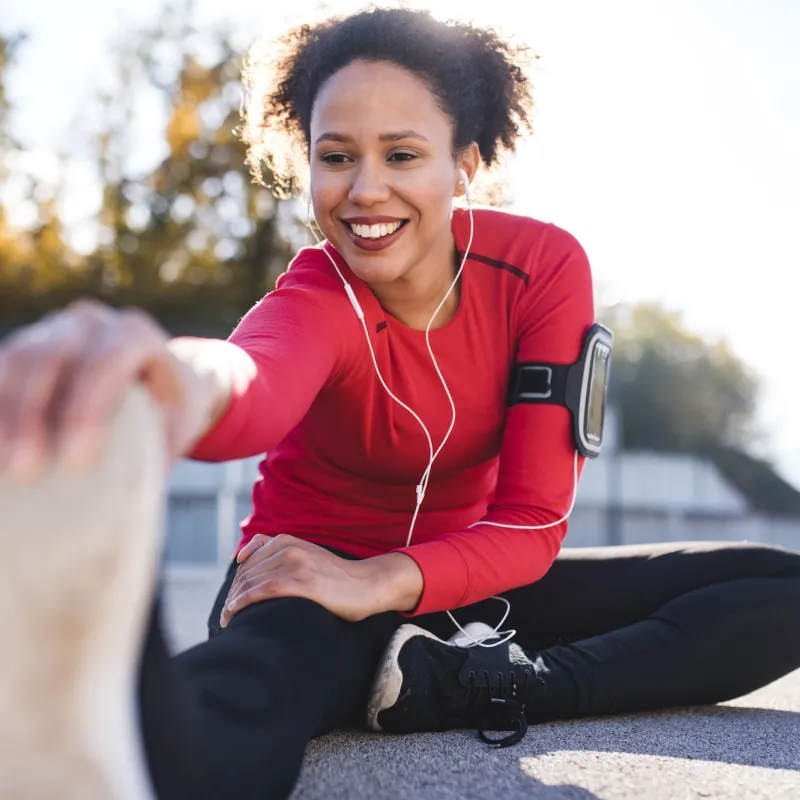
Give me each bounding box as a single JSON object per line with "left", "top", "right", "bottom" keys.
{"left": 347, "top": 159, "right": 391, "bottom": 207}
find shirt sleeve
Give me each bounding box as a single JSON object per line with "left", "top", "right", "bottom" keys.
{"left": 187, "top": 268, "right": 348, "bottom": 462}
{"left": 396, "top": 225, "right": 595, "bottom": 615}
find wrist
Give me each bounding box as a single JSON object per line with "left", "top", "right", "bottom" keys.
{"left": 168, "top": 337, "right": 237, "bottom": 439}
{"left": 361, "top": 552, "right": 424, "bottom": 615}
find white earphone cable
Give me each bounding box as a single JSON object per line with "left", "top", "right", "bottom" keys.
{"left": 306, "top": 177, "right": 578, "bottom": 648}
{"left": 306, "top": 202, "right": 436, "bottom": 508}
{"left": 412, "top": 190, "right": 474, "bottom": 529}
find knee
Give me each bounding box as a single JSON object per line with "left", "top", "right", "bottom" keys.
{"left": 229, "top": 595, "right": 346, "bottom": 643}
{"left": 734, "top": 542, "right": 800, "bottom": 578}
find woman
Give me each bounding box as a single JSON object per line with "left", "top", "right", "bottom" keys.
{"left": 0, "top": 8, "right": 798, "bottom": 800}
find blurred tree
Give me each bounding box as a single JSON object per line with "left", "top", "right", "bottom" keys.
{"left": 0, "top": 5, "right": 296, "bottom": 335}
{"left": 0, "top": 34, "right": 31, "bottom": 311}
{"left": 601, "top": 302, "right": 800, "bottom": 514}
{"left": 0, "top": 34, "right": 22, "bottom": 157}
{"left": 601, "top": 302, "right": 760, "bottom": 453}
{"left": 86, "top": 4, "right": 295, "bottom": 335}
{"left": 0, "top": 33, "right": 88, "bottom": 327}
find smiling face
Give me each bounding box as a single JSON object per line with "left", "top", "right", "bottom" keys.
{"left": 309, "top": 60, "right": 475, "bottom": 292}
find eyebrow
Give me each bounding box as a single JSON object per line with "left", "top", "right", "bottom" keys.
{"left": 314, "top": 130, "right": 429, "bottom": 145}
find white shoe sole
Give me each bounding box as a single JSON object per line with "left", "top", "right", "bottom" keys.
{"left": 366, "top": 624, "right": 446, "bottom": 732}
{"left": 366, "top": 621, "right": 502, "bottom": 732}
{"left": 0, "top": 386, "right": 167, "bottom": 799}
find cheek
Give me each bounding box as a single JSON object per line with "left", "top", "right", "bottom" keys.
{"left": 412, "top": 185, "right": 456, "bottom": 231}
{"left": 309, "top": 162, "right": 345, "bottom": 210}
{"left": 310, "top": 185, "right": 343, "bottom": 231}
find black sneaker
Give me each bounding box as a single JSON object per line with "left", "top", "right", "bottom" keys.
{"left": 367, "top": 623, "right": 548, "bottom": 748}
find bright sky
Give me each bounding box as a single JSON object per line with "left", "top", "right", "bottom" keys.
{"left": 4, "top": 0, "right": 800, "bottom": 486}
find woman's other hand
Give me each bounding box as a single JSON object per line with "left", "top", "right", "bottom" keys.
{"left": 221, "top": 534, "right": 424, "bottom": 625}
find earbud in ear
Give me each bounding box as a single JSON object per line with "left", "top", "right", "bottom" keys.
{"left": 459, "top": 169, "right": 471, "bottom": 205}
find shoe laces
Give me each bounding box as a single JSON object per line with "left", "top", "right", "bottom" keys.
{"left": 463, "top": 667, "right": 529, "bottom": 748}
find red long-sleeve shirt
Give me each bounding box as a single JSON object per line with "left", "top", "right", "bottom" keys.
{"left": 189, "top": 207, "right": 594, "bottom": 616}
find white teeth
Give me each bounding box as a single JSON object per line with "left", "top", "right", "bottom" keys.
{"left": 349, "top": 221, "right": 403, "bottom": 239}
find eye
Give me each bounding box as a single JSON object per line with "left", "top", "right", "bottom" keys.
{"left": 388, "top": 151, "right": 418, "bottom": 163}
{"left": 320, "top": 152, "right": 352, "bottom": 165}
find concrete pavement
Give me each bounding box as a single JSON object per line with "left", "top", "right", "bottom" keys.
{"left": 291, "top": 670, "right": 799, "bottom": 799}
{"left": 163, "top": 570, "right": 800, "bottom": 800}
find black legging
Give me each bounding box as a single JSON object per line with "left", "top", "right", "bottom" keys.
{"left": 139, "top": 541, "right": 800, "bottom": 800}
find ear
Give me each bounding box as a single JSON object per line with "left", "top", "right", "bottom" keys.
{"left": 455, "top": 142, "right": 480, "bottom": 197}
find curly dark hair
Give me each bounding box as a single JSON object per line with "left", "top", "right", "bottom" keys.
{"left": 242, "top": 7, "right": 534, "bottom": 195}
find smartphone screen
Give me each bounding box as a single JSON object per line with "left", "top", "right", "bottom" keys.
{"left": 585, "top": 341, "right": 611, "bottom": 444}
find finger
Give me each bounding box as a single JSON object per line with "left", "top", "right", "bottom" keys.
{"left": 225, "top": 576, "right": 302, "bottom": 620}
{"left": 232, "top": 540, "right": 323, "bottom": 615}
{"left": 236, "top": 534, "right": 273, "bottom": 564}
{"left": 0, "top": 347, "right": 50, "bottom": 477}
{"left": 224, "top": 563, "right": 249, "bottom": 608}
{"left": 221, "top": 559, "right": 294, "bottom": 627}
{"left": 0, "top": 316, "right": 95, "bottom": 479}
{"left": 225, "top": 571, "right": 264, "bottom": 608}
{"left": 225, "top": 551, "right": 276, "bottom": 600}
{"left": 4, "top": 360, "right": 63, "bottom": 481}
{"left": 244, "top": 533, "right": 317, "bottom": 563}
{"left": 228, "top": 548, "right": 313, "bottom": 609}
{"left": 222, "top": 539, "right": 315, "bottom": 626}
{"left": 224, "top": 558, "right": 277, "bottom": 613}
{"left": 55, "top": 313, "right": 164, "bottom": 470}
{"left": 220, "top": 574, "right": 265, "bottom": 628}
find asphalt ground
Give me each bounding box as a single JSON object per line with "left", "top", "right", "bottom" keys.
{"left": 164, "top": 572, "right": 800, "bottom": 800}
{"left": 291, "top": 669, "right": 800, "bottom": 799}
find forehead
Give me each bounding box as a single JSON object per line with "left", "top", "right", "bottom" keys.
{"left": 310, "top": 60, "right": 451, "bottom": 141}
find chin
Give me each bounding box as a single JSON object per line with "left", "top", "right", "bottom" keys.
{"left": 348, "top": 257, "right": 407, "bottom": 286}
{"left": 336, "top": 242, "right": 409, "bottom": 284}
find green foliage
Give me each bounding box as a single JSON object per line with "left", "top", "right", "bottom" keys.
{"left": 0, "top": 8, "right": 295, "bottom": 335}
{"left": 0, "top": 32, "right": 80, "bottom": 322}
{"left": 600, "top": 302, "right": 800, "bottom": 512}
{"left": 601, "top": 303, "right": 759, "bottom": 454}
{"left": 0, "top": 33, "right": 24, "bottom": 159}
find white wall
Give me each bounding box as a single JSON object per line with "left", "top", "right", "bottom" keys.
{"left": 578, "top": 453, "right": 748, "bottom": 514}
{"left": 170, "top": 450, "right": 747, "bottom": 514}
{"left": 163, "top": 450, "right": 799, "bottom": 567}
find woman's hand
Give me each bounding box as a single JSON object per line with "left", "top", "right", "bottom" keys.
{"left": 220, "top": 534, "right": 424, "bottom": 626}
{"left": 0, "top": 300, "right": 228, "bottom": 481}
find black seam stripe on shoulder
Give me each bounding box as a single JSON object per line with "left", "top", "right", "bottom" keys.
{"left": 376, "top": 321, "right": 387, "bottom": 333}
{"left": 457, "top": 250, "right": 529, "bottom": 285}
